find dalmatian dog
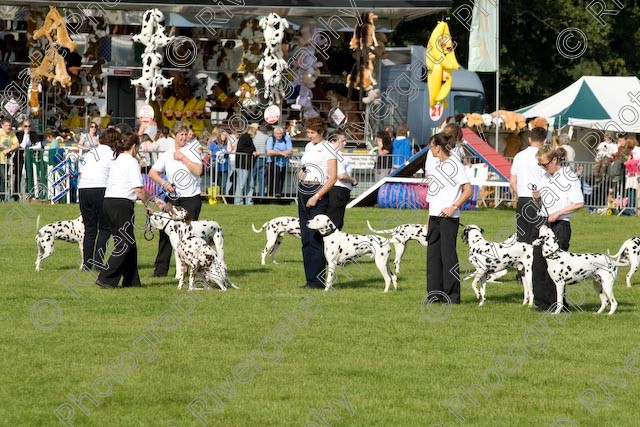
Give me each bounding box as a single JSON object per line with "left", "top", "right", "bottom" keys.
{"left": 366, "top": 220, "right": 428, "bottom": 274}
{"left": 610, "top": 237, "right": 640, "bottom": 287}
{"left": 35, "top": 215, "right": 85, "bottom": 271}
{"left": 132, "top": 8, "right": 164, "bottom": 45}
{"left": 160, "top": 206, "right": 237, "bottom": 291}
{"left": 307, "top": 215, "right": 397, "bottom": 292}
{"left": 534, "top": 225, "right": 619, "bottom": 315}
{"left": 147, "top": 207, "right": 224, "bottom": 279}
{"left": 462, "top": 225, "right": 534, "bottom": 307}
{"left": 252, "top": 216, "right": 301, "bottom": 265}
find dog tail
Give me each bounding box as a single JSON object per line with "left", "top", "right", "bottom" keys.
{"left": 366, "top": 220, "right": 392, "bottom": 234}
{"left": 251, "top": 222, "right": 267, "bottom": 233}
{"left": 609, "top": 242, "right": 629, "bottom": 265}
{"left": 36, "top": 215, "right": 41, "bottom": 234}
{"left": 607, "top": 248, "right": 629, "bottom": 267}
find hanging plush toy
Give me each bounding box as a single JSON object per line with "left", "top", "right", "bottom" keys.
{"left": 131, "top": 8, "right": 174, "bottom": 102}
{"left": 257, "top": 13, "right": 289, "bottom": 105}
{"left": 346, "top": 12, "right": 380, "bottom": 103}
{"left": 290, "top": 25, "right": 323, "bottom": 119}
{"left": 426, "top": 21, "right": 460, "bottom": 108}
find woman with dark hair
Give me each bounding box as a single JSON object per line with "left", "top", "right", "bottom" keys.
{"left": 78, "top": 128, "right": 119, "bottom": 270}
{"left": 425, "top": 133, "right": 472, "bottom": 303}
{"left": 234, "top": 124, "right": 258, "bottom": 205}
{"left": 96, "top": 134, "right": 154, "bottom": 289}
{"left": 375, "top": 130, "right": 393, "bottom": 181}
{"left": 298, "top": 117, "right": 337, "bottom": 289}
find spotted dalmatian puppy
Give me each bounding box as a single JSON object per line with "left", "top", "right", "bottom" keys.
{"left": 35, "top": 215, "right": 84, "bottom": 271}
{"left": 366, "top": 220, "right": 428, "bottom": 274}
{"left": 148, "top": 207, "right": 225, "bottom": 279}
{"left": 252, "top": 216, "right": 301, "bottom": 265}
{"left": 462, "top": 225, "right": 534, "bottom": 307}
{"left": 307, "top": 214, "right": 397, "bottom": 292}
{"left": 610, "top": 237, "right": 640, "bottom": 287}
{"left": 534, "top": 225, "right": 618, "bottom": 315}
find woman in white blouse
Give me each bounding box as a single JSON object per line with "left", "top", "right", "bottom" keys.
{"left": 148, "top": 121, "right": 203, "bottom": 277}
{"left": 96, "top": 134, "right": 154, "bottom": 289}
{"left": 78, "top": 121, "right": 100, "bottom": 152}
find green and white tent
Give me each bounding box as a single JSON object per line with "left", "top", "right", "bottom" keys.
{"left": 517, "top": 76, "right": 640, "bottom": 131}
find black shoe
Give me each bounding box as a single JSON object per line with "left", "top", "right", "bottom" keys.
{"left": 300, "top": 283, "right": 324, "bottom": 289}
{"left": 96, "top": 279, "right": 115, "bottom": 289}
{"left": 152, "top": 272, "right": 167, "bottom": 278}
{"left": 122, "top": 283, "right": 141, "bottom": 288}
{"left": 534, "top": 305, "right": 551, "bottom": 312}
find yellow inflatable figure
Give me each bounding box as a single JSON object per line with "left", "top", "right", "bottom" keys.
{"left": 426, "top": 21, "right": 460, "bottom": 108}
{"left": 162, "top": 96, "right": 177, "bottom": 129}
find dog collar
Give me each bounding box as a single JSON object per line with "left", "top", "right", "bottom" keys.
{"left": 318, "top": 228, "right": 337, "bottom": 237}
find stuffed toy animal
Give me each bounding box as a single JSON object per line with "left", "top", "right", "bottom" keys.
{"left": 362, "top": 88, "right": 381, "bottom": 105}
{"left": 426, "top": 21, "right": 459, "bottom": 108}
{"left": 349, "top": 12, "right": 379, "bottom": 51}
{"left": 529, "top": 116, "right": 548, "bottom": 130}
{"left": 482, "top": 113, "right": 493, "bottom": 128}
{"left": 87, "top": 57, "right": 106, "bottom": 94}
{"left": 465, "top": 112, "right": 484, "bottom": 128}
{"left": 504, "top": 133, "right": 522, "bottom": 158}
{"left": 258, "top": 12, "right": 288, "bottom": 105}
{"left": 33, "top": 6, "right": 77, "bottom": 51}
{"left": 131, "top": 8, "right": 174, "bottom": 102}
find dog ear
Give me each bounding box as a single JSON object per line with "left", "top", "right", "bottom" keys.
{"left": 480, "top": 227, "right": 485, "bottom": 234}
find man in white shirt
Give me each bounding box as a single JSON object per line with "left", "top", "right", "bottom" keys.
{"left": 509, "top": 127, "right": 547, "bottom": 243}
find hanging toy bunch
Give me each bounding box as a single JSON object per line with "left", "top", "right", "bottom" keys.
{"left": 425, "top": 21, "right": 460, "bottom": 109}
{"left": 290, "top": 25, "right": 323, "bottom": 119}
{"left": 130, "top": 8, "right": 175, "bottom": 103}
{"left": 257, "top": 12, "right": 289, "bottom": 105}
{"left": 29, "top": 6, "right": 77, "bottom": 117}
{"left": 236, "top": 18, "right": 263, "bottom": 107}
{"left": 346, "top": 12, "right": 379, "bottom": 99}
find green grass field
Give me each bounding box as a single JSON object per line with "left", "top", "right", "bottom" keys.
{"left": 2, "top": 202, "right": 640, "bottom": 427}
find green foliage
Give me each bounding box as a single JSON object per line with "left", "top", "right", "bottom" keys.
{"left": 2, "top": 203, "right": 640, "bottom": 426}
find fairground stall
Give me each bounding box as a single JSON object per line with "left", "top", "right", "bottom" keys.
{"left": 0, "top": 0, "right": 452, "bottom": 203}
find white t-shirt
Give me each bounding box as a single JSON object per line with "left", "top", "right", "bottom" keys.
{"left": 510, "top": 146, "right": 546, "bottom": 197}
{"left": 561, "top": 144, "right": 575, "bottom": 162}
{"left": 631, "top": 146, "right": 640, "bottom": 160}
{"left": 537, "top": 165, "right": 584, "bottom": 221}
{"left": 425, "top": 145, "right": 464, "bottom": 175}
{"left": 253, "top": 130, "right": 269, "bottom": 154}
{"left": 152, "top": 137, "right": 174, "bottom": 154}
{"left": 151, "top": 144, "right": 203, "bottom": 197}
{"left": 300, "top": 140, "right": 336, "bottom": 183}
{"left": 426, "top": 156, "right": 469, "bottom": 218}
{"left": 105, "top": 153, "right": 143, "bottom": 201}
{"left": 78, "top": 144, "right": 113, "bottom": 189}
{"left": 334, "top": 151, "right": 353, "bottom": 190}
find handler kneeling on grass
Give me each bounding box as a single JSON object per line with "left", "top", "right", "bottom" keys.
{"left": 425, "top": 133, "right": 472, "bottom": 304}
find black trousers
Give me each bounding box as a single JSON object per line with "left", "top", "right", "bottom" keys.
{"left": 427, "top": 216, "right": 461, "bottom": 303}
{"left": 298, "top": 184, "right": 329, "bottom": 288}
{"left": 533, "top": 220, "right": 571, "bottom": 309}
{"left": 154, "top": 195, "right": 202, "bottom": 276}
{"left": 516, "top": 197, "right": 545, "bottom": 244}
{"left": 98, "top": 198, "right": 140, "bottom": 287}
{"left": 79, "top": 187, "right": 110, "bottom": 268}
{"left": 267, "top": 164, "right": 287, "bottom": 196}
{"left": 12, "top": 150, "right": 25, "bottom": 193}
{"left": 327, "top": 186, "right": 351, "bottom": 230}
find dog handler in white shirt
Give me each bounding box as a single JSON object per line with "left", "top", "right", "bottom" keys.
{"left": 148, "top": 121, "right": 203, "bottom": 277}
{"left": 531, "top": 145, "right": 584, "bottom": 311}
{"left": 510, "top": 127, "right": 547, "bottom": 244}
{"left": 425, "top": 133, "right": 472, "bottom": 304}
{"left": 96, "top": 134, "right": 155, "bottom": 289}
{"left": 298, "top": 117, "right": 337, "bottom": 289}
{"left": 327, "top": 130, "right": 357, "bottom": 230}
{"left": 78, "top": 128, "right": 118, "bottom": 270}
